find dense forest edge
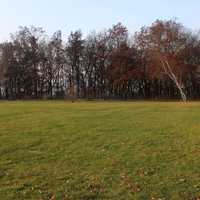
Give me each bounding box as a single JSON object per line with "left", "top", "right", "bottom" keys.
{"left": 1, "top": 19, "right": 200, "bottom": 101}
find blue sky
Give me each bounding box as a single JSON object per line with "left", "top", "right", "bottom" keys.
{"left": 0, "top": 0, "right": 199, "bottom": 41}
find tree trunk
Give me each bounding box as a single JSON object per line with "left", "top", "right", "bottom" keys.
{"left": 161, "top": 60, "right": 187, "bottom": 102}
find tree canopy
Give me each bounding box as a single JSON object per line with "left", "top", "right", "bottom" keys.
{"left": 1, "top": 20, "right": 200, "bottom": 100}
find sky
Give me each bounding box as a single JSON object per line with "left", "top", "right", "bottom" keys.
{"left": 0, "top": 0, "right": 199, "bottom": 41}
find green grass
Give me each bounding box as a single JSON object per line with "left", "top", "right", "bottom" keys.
{"left": 0, "top": 101, "right": 200, "bottom": 200}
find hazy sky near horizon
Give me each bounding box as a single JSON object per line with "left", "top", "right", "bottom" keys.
{"left": 0, "top": 0, "right": 199, "bottom": 41}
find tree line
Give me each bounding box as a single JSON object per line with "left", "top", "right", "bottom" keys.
{"left": 0, "top": 19, "right": 200, "bottom": 101}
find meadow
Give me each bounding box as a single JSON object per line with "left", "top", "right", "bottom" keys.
{"left": 0, "top": 101, "right": 200, "bottom": 200}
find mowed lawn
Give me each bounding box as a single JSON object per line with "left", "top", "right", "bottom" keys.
{"left": 0, "top": 101, "right": 200, "bottom": 200}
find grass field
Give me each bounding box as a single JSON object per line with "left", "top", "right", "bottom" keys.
{"left": 0, "top": 101, "right": 200, "bottom": 200}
